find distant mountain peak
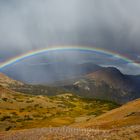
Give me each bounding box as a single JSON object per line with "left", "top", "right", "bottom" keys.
{"left": 86, "top": 66, "right": 124, "bottom": 83}
{"left": 101, "top": 67, "right": 123, "bottom": 75}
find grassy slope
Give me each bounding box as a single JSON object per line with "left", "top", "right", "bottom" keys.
{"left": 0, "top": 86, "right": 119, "bottom": 131}
{"left": 73, "top": 98, "right": 140, "bottom": 129}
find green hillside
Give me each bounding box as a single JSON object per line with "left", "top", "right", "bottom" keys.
{"left": 0, "top": 86, "right": 119, "bottom": 131}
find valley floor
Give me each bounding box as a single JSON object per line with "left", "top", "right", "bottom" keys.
{"left": 0, "top": 125, "right": 140, "bottom": 140}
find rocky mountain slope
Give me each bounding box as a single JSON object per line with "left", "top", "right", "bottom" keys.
{"left": 63, "top": 67, "right": 140, "bottom": 104}
{"left": 1, "top": 65, "right": 140, "bottom": 104}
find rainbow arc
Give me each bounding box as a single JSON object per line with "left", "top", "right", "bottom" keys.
{"left": 0, "top": 46, "right": 139, "bottom": 69}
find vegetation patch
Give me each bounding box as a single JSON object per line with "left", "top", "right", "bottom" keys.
{"left": 0, "top": 92, "right": 119, "bottom": 131}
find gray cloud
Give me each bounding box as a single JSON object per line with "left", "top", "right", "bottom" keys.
{"left": 0, "top": 0, "right": 140, "bottom": 76}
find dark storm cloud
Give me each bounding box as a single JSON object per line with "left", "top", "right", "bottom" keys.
{"left": 0, "top": 0, "right": 140, "bottom": 75}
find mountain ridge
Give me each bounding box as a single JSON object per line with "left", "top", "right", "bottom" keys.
{"left": 1, "top": 64, "right": 140, "bottom": 104}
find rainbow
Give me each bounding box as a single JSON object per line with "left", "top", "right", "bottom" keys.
{"left": 0, "top": 46, "right": 139, "bottom": 70}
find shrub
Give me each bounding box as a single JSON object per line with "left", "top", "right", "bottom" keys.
{"left": 11, "top": 112, "right": 18, "bottom": 116}
{"left": 2, "top": 98, "right": 8, "bottom": 101}
{"left": 0, "top": 115, "right": 11, "bottom": 121}
{"left": 19, "top": 108, "right": 25, "bottom": 112}
{"left": 5, "top": 126, "right": 12, "bottom": 131}
{"left": 16, "top": 119, "right": 23, "bottom": 122}
{"left": 26, "top": 100, "right": 34, "bottom": 103}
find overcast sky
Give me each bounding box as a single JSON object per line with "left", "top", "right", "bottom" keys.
{"left": 0, "top": 0, "right": 140, "bottom": 80}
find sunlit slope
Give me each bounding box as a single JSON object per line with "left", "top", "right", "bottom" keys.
{"left": 0, "top": 86, "right": 118, "bottom": 131}
{"left": 74, "top": 98, "right": 140, "bottom": 129}
{"left": 0, "top": 73, "right": 23, "bottom": 87}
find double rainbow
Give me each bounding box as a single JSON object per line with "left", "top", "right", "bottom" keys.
{"left": 0, "top": 46, "right": 139, "bottom": 69}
